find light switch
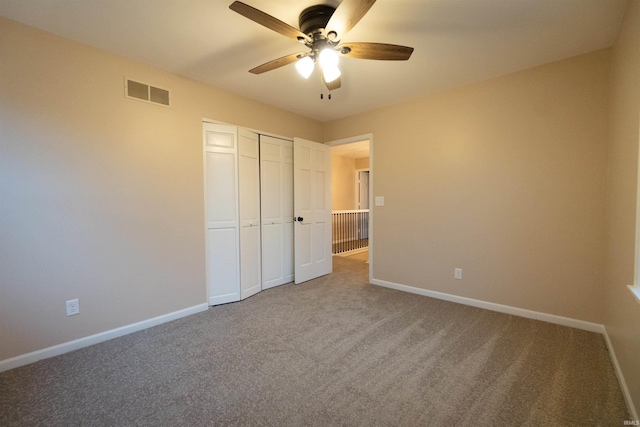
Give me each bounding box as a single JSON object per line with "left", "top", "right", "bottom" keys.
{"left": 375, "top": 196, "right": 384, "bottom": 206}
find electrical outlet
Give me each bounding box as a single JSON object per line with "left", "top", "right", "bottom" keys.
{"left": 66, "top": 299, "right": 80, "bottom": 316}
{"left": 454, "top": 268, "right": 463, "bottom": 280}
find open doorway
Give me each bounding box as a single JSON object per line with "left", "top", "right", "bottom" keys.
{"left": 327, "top": 136, "right": 371, "bottom": 269}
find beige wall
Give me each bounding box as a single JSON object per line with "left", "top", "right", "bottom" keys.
{"left": 331, "top": 154, "right": 356, "bottom": 210}
{"left": 355, "top": 157, "right": 369, "bottom": 170}
{"left": 0, "top": 17, "right": 322, "bottom": 361}
{"left": 331, "top": 155, "right": 371, "bottom": 210}
{"left": 604, "top": 1, "right": 640, "bottom": 414}
{"left": 324, "top": 49, "right": 611, "bottom": 323}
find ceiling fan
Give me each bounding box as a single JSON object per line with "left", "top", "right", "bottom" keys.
{"left": 229, "top": 0, "right": 414, "bottom": 92}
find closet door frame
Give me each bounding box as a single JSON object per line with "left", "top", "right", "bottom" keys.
{"left": 203, "top": 120, "right": 337, "bottom": 303}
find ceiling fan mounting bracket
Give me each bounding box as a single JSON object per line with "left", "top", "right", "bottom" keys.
{"left": 299, "top": 5, "right": 336, "bottom": 38}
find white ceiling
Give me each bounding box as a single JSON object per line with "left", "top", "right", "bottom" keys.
{"left": 0, "top": 0, "right": 629, "bottom": 122}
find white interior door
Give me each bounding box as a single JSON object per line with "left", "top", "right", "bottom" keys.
{"left": 238, "top": 128, "right": 261, "bottom": 300}
{"left": 294, "top": 138, "right": 332, "bottom": 284}
{"left": 204, "top": 123, "right": 240, "bottom": 305}
{"left": 358, "top": 171, "right": 370, "bottom": 210}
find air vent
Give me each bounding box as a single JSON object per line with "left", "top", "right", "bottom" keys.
{"left": 125, "top": 78, "right": 170, "bottom": 107}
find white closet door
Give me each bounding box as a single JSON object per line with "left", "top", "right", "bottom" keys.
{"left": 260, "top": 135, "right": 294, "bottom": 289}
{"left": 204, "top": 123, "right": 240, "bottom": 305}
{"left": 293, "top": 137, "right": 332, "bottom": 284}
{"left": 282, "top": 141, "right": 294, "bottom": 283}
{"left": 239, "top": 129, "right": 261, "bottom": 300}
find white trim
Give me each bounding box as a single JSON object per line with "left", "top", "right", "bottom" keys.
{"left": 333, "top": 247, "right": 369, "bottom": 257}
{"left": 628, "top": 285, "right": 640, "bottom": 306}
{"left": 332, "top": 209, "right": 369, "bottom": 214}
{"left": 635, "top": 124, "right": 640, "bottom": 286}
{"left": 324, "top": 134, "right": 371, "bottom": 148}
{"left": 0, "top": 303, "right": 208, "bottom": 373}
{"left": 333, "top": 237, "right": 366, "bottom": 245}
{"left": 370, "top": 278, "right": 604, "bottom": 333}
{"left": 634, "top": 115, "right": 640, "bottom": 288}
{"left": 368, "top": 136, "right": 373, "bottom": 282}
{"left": 603, "top": 326, "right": 639, "bottom": 419}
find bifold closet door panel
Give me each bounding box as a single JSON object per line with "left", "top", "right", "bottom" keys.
{"left": 239, "top": 129, "right": 262, "bottom": 300}
{"left": 260, "top": 136, "right": 294, "bottom": 289}
{"left": 282, "top": 146, "right": 294, "bottom": 283}
{"left": 206, "top": 151, "right": 239, "bottom": 305}
{"left": 262, "top": 223, "right": 283, "bottom": 287}
{"left": 207, "top": 228, "right": 240, "bottom": 305}
{"left": 205, "top": 152, "right": 236, "bottom": 228}
{"left": 203, "top": 123, "right": 240, "bottom": 306}
{"left": 260, "top": 139, "right": 284, "bottom": 289}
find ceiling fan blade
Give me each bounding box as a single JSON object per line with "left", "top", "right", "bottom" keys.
{"left": 339, "top": 42, "right": 414, "bottom": 60}
{"left": 249, "top": 52, "right": 306, "bottom": 74}
{"left": 325, "top": 0, "right": 376, "bottom": 41}
{"left": 230, "top": 1, "right": 311, "bottom": 43}
{"left": 322, "top": 74, "right": 342, "bottom": 91}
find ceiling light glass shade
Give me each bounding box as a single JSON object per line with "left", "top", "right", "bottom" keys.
{"left": 319, "top": 48, "right": 339, "bottom": 68}
{"left": 295, "top": 56, "right": 314, "bottom": 79}
{"left": 322, "top": 64, "right": 341, "bottom": 83}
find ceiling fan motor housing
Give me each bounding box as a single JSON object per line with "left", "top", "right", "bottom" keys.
{"left": 299, "top": 5, "right": 336, "bottom": 36}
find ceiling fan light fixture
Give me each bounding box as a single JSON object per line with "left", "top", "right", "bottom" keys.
{"left": 295, "top": 56, "right": 314, "bottom": 79}
{"left": 319, "top": 47, "right": 339, "bottom": 68}
{"left": 322, "top": 64, "right": 341, "bottom": 83}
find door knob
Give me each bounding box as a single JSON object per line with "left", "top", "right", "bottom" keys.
{"left": 297, "top": 217, "right": 303, "bottom": 222}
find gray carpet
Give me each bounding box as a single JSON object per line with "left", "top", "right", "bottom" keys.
{"left": 0, "top": 256, "right": 630, "bottom": 426}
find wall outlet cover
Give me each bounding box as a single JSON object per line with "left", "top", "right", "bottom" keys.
{"left": 66, "top": 299, "right": 80, "bottom": 316}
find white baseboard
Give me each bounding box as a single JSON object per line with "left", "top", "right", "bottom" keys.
{"left": 0, "top": 303, "right": 209, "bottom": 373}
{"left": 602, "top": 327, "right": 638, "bottom": 420}
{"left": 333, "top": 247, "right": 369, "bottom": 257}
{"left": 371, "top": 278, "right": 640, "bottom": 417}
{"left": 370, "top": 278, "right": 604, "bottom": 333}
